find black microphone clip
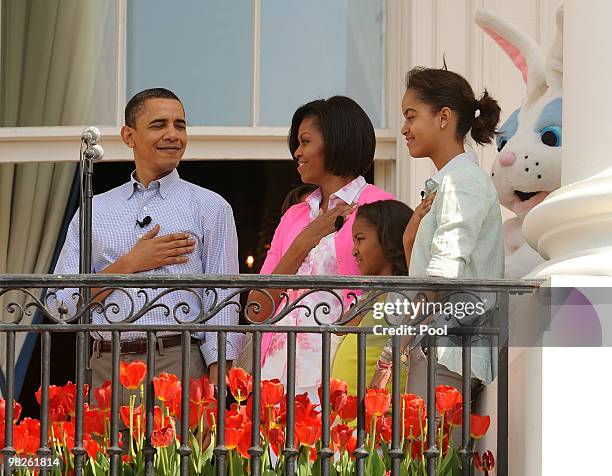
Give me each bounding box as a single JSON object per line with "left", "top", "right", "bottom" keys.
{"left": 137, "top": 216, "right": 152, "bottom": 228}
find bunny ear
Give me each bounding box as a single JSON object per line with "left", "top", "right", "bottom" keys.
{"left": 545, "top": 6, "right": 563, "bottom": 91}
{"left": 475, "top": 8, "right": 547, "bottom": 98}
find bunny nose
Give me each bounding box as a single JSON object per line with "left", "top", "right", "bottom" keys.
{"left": 499, "top": 151, "right": 517, "bottom": 166}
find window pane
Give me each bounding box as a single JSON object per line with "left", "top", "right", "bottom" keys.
{"left": 259, "top": 0, "right": 385, "bottom": 127}
{"left": 127, "top": 0, "right": 253, "bottom": 126}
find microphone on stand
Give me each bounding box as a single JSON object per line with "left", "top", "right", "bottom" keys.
{"left": 136, "top": 216, "right": 152, "bottom": 228}
{"left": 81, "top": 126, "right": 101, "bottom": 145}
{"left": 83, "top": 144, "right": 104, "bottom": 161}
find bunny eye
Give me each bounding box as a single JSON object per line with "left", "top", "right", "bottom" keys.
{"left": 497, "top": 138, "right": 508, "bottom": 153}
{"left": 540, "top": 126, "right": 562, "bottom": 147}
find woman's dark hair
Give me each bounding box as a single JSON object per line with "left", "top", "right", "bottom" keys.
{"left": 405, "top": 67, "right": 501, "bottom": 145}
{"left": 356, "top": 200, "right": 413, "bottom": 276}
{"left": 288, "top": 96, "right": 375, "bottom": 177}
{"left": 280, "top": 184, "right": 318, "bottom": 215}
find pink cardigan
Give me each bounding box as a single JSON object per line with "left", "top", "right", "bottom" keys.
{"left": 259, "top": 184, "right": 395, "bottom": 364}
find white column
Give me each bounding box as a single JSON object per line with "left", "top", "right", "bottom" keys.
{"left": 523, "top": 0, "right": 612, "bottom": 278}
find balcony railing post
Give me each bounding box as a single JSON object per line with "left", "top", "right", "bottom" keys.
{"left": 320, "top": 330, "right": 333, "bottom": 475}
{"left": 72, "top": 330, "right": 87, "bottom": 475}
{"left": 425, "top": 336, "right": 439, "bottom": 476}
{"left": 178, "top": 330, "right": 192, "bottom": 475}
{"left": 38, "top": 331, "right": 52, "bottom": 476}
{"left": 143, "top": 332, "right": 156, "bottom": 474}
{"left": 283, "top": 331, "right": 298, "bottom": 475}
{"left": 497, "top": 291, "right": 510, "bottom": 475}
{"left": 108, "top": 331, "right": 122, "bottom": 476}
{"left": 354, "top": 332, "right": 368, "bottom": 475}
{"left": 2, "top": 331, "right": 16, "bottom": 475}
{"left": 390, "top": 333, "right": 403, "bottom": 475}
{"left": 214, "top": 331, "right": 228, "bottom": 476}
{"left": 460, "top": 336, "right": 472, "bottom": 476}
{"left": 249, "top": 330, "right": 264, "bottom": 475}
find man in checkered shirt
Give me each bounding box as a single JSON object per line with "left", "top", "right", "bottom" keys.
{"left": 52, "top": 88, "right": 243, "bottom": 388}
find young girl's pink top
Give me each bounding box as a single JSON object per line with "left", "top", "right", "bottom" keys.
{"left": 258, "top": 179, "right": 394, "bottom": 388}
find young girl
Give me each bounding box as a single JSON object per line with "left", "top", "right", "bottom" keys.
{"left": 371, "top": 67, "right": 504, "bottom": 396}
{"left": 331, "top": 200, "right": 416, "bottom": 395}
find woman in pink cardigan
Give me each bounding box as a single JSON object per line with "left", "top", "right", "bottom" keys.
{"left": 247, "top": 96, "right": 394, "bottom": 400}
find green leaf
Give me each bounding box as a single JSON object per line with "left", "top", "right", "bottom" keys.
{"left": 201, "top": 458, "right": 214, "bottom": 476}
{"left": 369, "top": 451, "right": 386, "bottom": 476}
{"left": 261, "top": 470, "right": 278, "bottom": 476}
{"left": 230, "top": 452, "right": 245, "bottom": 476}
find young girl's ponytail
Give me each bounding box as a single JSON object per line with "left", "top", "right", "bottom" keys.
{"left": 470, "top": 90, "right": 501, "bottom": 145}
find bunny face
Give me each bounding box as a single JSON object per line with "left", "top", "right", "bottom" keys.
{"left": 492, "top": 92, "right": 562, "bottom": 219}
{"left": 476, "top": 6, "right": 564, "bottom": 222}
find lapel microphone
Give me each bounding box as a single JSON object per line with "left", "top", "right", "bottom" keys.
{"left": 136, "top": 216, "right": 152, "bottom": 228}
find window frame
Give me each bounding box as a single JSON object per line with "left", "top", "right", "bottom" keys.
{"left": 0, "top": 0, "right": 402, "bottom": 195}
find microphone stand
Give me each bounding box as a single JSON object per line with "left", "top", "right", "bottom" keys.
{"left": 79, "top": 131, "right": 103, "bottom": 396}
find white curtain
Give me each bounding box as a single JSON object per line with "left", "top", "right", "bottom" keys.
{"left": 0, "top": 0, "right": 111, "bottom": 393}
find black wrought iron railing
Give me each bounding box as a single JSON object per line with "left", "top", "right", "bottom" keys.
{"left": 0, "top": 274, "right": 539, "bottom": 476}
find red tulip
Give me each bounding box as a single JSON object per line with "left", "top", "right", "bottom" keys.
{"left": 331, "top": 424, "right": 353, "bottom": 450}
{"left": 435, "top": 385, "right": 462, "bottom": 415}
{"left": 167, "top": 393, "right": 181, "bottom": 417}
{"left": 35, "top": 385, "right": 67, "bottom": 422}
{"left": 227, "top": 367, "right": 253, "bottom": 403}
{"left": 0, "top": 398, "right": 22, "bottom": 423}
{"left": 319, "top": 379, "right": 348, "bottom": 413}
{"left": 376, "top": 415, "right": 392, "bottom": 444}
{"left": 268, "top": 427, "right": 285, "bottom": 456}
{"left": 226, "top": 405, "right": 247, "bottom": 431}
{"left": 84, "top": 404, "right": 106, "bottom": 436}
{"left": 119, "top": 360, "right": 147, "bottom": 390}
{"left": 470, "top": 414, "right": 491, "bottom": 439}
{"left": 237, "top": 421, "right": 253, "bottom": 458}
{"left": 154, "top": 372, "right": 181, "bottom": 403}
{"left": 21, "top": 418, "right": 41, "bottom": 455}
{"left": 402, "top": 393, "right": 425, "bottom": 415}
{"left": 94, "top": 380, "right": 112, "bottom": 412}
{"left": 225, "top": 408, "right": 247, "bottom": 451}
{"left": 403, "top": 406, "right": 423, "bottom": 440}
{"left": 190, "top": 374, "right": 215, "bottom": 406}
{"left": 346, "top": 435, "right": 357, "bottom": 458}
{"left": 59, "top": 381, "right": 89, "bottom": 417}
{"left": 364, "top": 388, "right": 390, "bottom": 417}
{"left": 446, "top": 403, "right": 463, "bottom": 427}
{"left": 84, "top": 436, "right": 101, "bottom": 459}
{"left": 474, "top": 450, "right": 495, "bottom": 474}
{"left": 35, "top": 385, "right": 61, "bottom": 405}
{"left": 13, "top": 423, "right": 29, "bottom": 454}
{"left": 338, "top": 395, "right": 358, "bottom": 422}
{"left": 151, "top": 425, "right": 174, "bottom": 448}
{"left": 261, "top": 379, "right": 284, "bottom": 407}
{"left": 295, "top": 419, "right": 321, "bottom": 448}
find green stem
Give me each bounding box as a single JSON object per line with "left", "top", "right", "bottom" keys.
{"left": 437, "top": 412, "right": 445, "bottom": 473}
{"left": 229, "top": 449, "right": 235, "bottom": 476}
{"left": 128, "top": 393, "right": 135, "bottom": 462}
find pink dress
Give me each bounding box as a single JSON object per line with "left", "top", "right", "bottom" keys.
{"left": 259, "top": 178, "right": 395, "bottom": 392}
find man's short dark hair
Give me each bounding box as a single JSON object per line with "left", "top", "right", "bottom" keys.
{"left": 288, "top": 96, "right": 375, "bottom": 177}
{"left": 124, "top": 88, "right": 183, "bottom": 127}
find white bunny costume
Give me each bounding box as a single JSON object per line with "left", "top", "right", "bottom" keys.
{"left": 475, "top": 7, "right": 563, "bottom": 278}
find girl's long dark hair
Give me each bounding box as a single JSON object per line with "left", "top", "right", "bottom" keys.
{"left": 356, "top": 200, "right": 413, "bottom": 276}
